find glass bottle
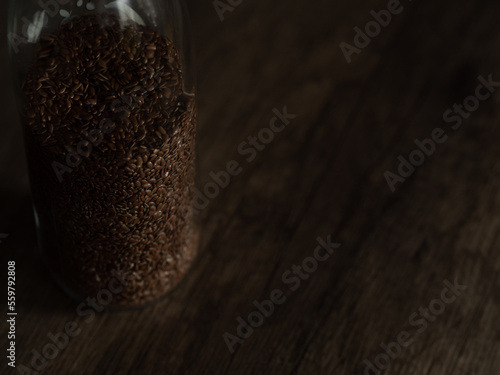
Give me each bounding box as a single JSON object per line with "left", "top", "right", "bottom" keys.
{"left": 8, "top": 0, "right": 199, "bottom": 308}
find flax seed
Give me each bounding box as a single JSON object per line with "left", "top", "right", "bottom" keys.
{"left": 21, "top": 13, "right": 199, "bottom": 307}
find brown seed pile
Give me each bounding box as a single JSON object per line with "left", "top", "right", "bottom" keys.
{"left": 22, "top": 13, "right": 199, "bottom": 307}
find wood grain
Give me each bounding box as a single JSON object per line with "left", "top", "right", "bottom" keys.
{"left": 1, "top": 0, "right": 500, "bottom": 374}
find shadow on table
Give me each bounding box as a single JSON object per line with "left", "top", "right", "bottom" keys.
{"left": 0, "top": 187, "right": 77, "bottom": 316}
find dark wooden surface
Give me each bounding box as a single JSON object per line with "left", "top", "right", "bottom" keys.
{"left": 2, "top": 0, "right": 500, "bottom": 374}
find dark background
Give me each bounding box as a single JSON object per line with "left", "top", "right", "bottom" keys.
{"left": 1, "top": 0, "right": 500, "bottom": 374}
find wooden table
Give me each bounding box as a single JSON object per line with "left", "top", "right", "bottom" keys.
{"left": 1, "top": 0, "right": 500, "bottom": 374}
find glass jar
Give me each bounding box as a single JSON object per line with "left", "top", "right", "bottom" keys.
{"left": 8, "top": 0, "right": 199, "bottom": 308}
